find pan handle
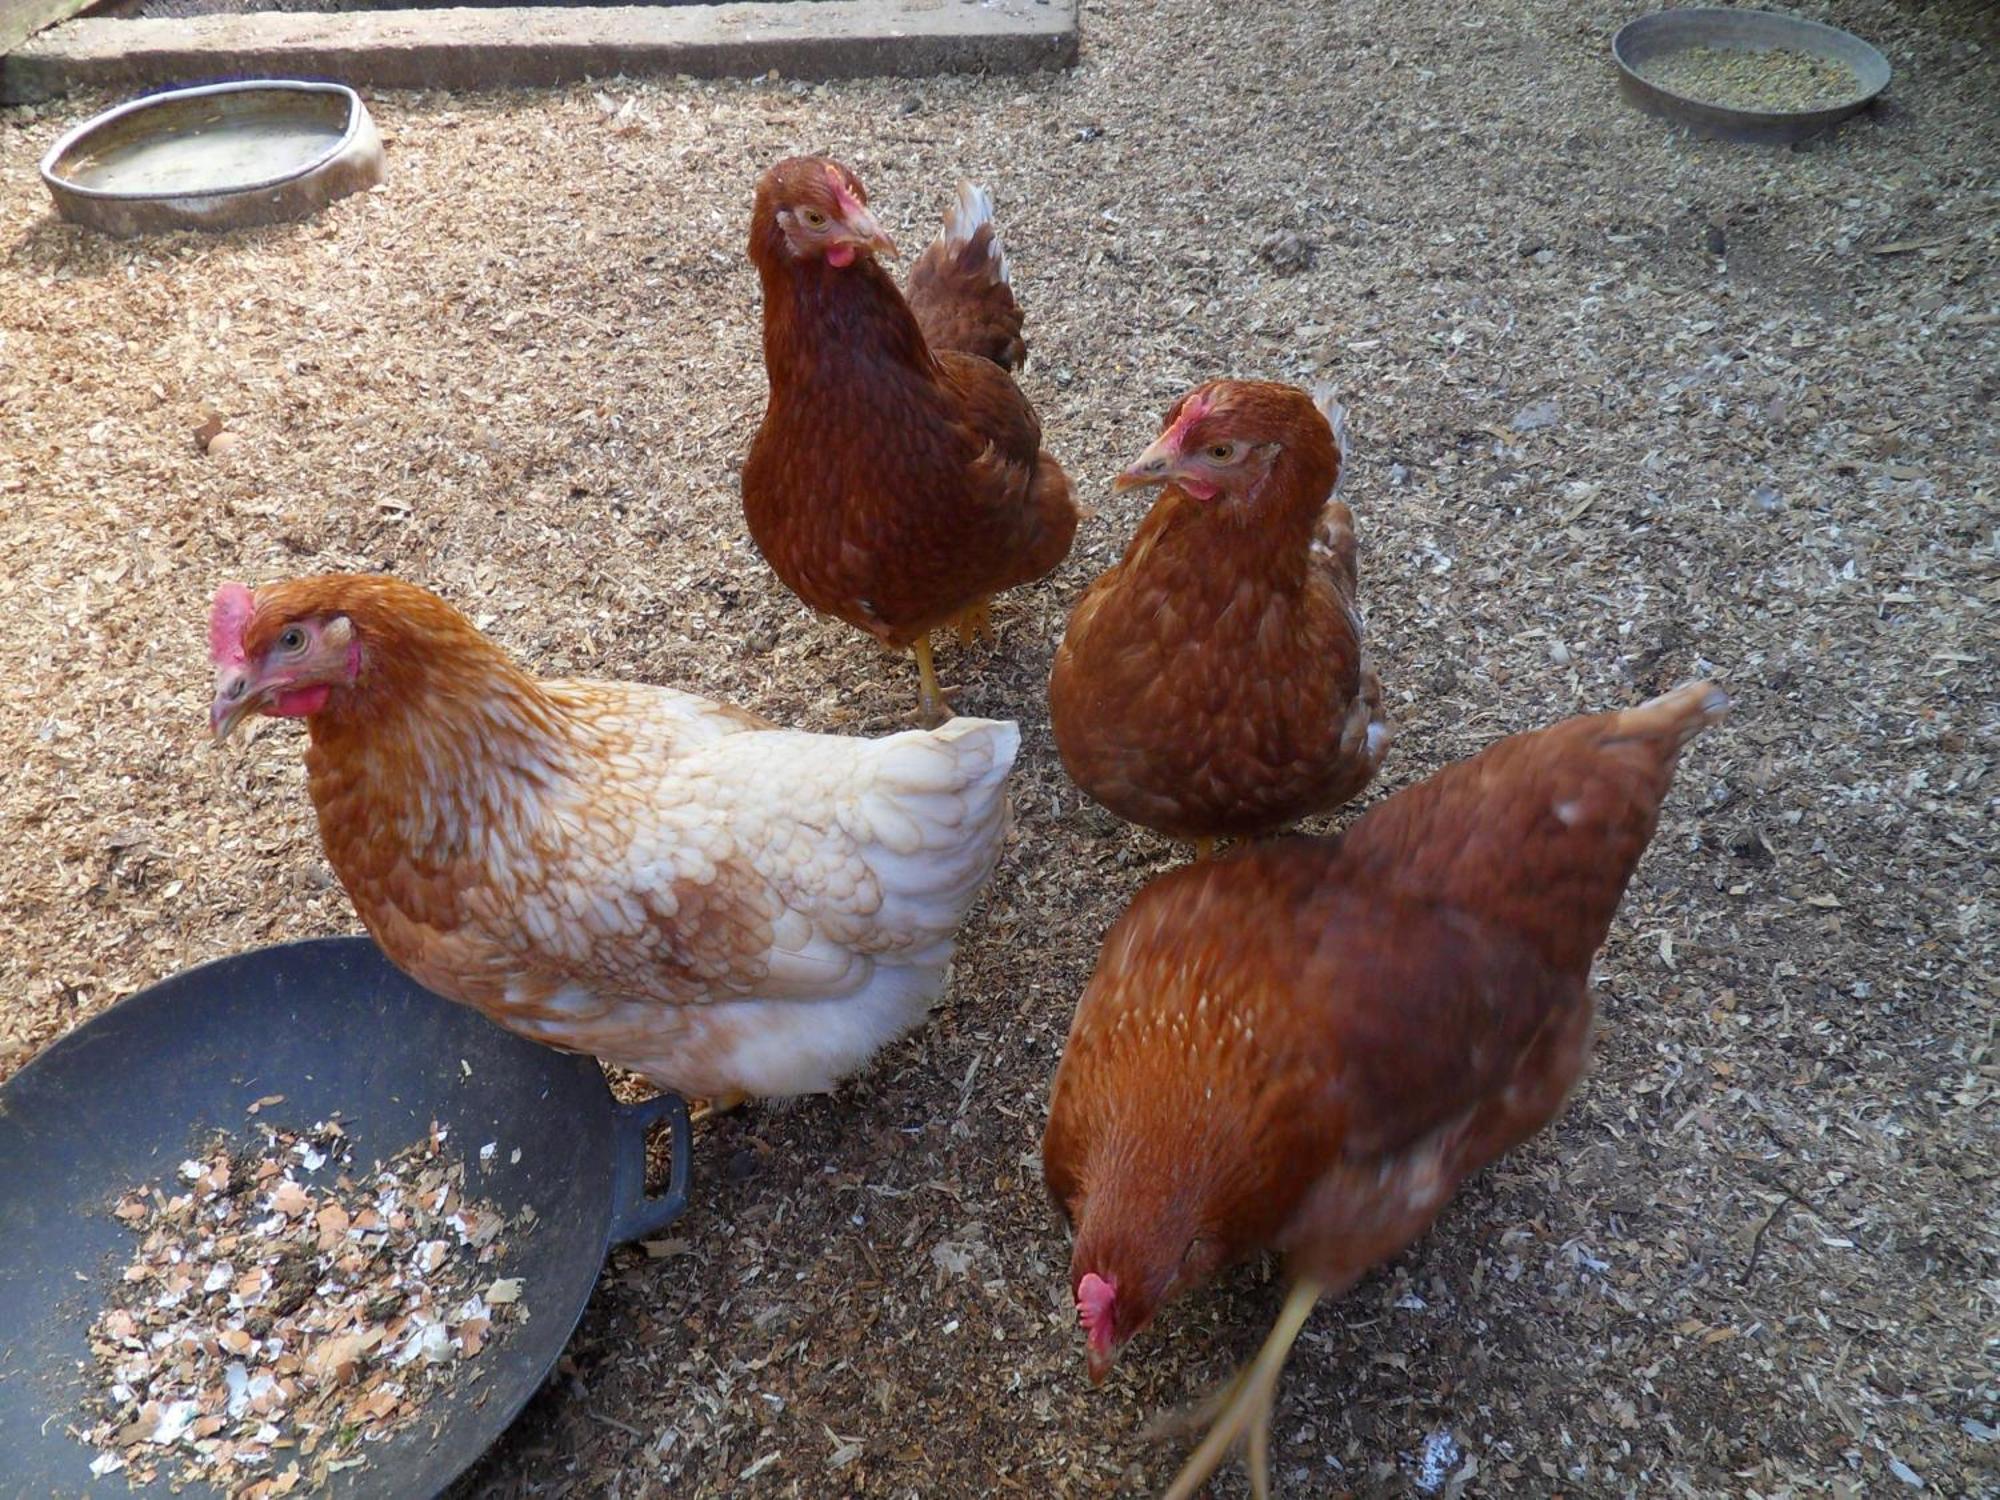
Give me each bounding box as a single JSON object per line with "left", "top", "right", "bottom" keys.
{"left": 606, "top": 1091, "right": 693, "bottom": 1245}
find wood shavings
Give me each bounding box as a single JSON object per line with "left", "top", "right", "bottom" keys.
{"left": 2, "top": 0, "right": 1995, "bottom": 1493}
{"left": 75, "top": 1122, "right": 531, "bottom": 1492}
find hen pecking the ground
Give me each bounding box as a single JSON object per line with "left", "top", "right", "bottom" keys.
{"left": 1042, "top": 681, "right": 1729, "bottom": 1499}
{"left": 1049, "top": 380, "right": 1388, "bottom": 860}
{"left": 742, "top": 156, "right": 1077, "bottom": 724}
{"left": 208, "top": 574, "right": 1019, "bottom": 1110}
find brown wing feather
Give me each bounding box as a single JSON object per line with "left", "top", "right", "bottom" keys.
{"left": 1334, "top": 681, "right": 1729, "bottom": 974}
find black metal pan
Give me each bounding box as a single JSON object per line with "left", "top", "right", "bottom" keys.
{"left": 0, "top": 936, "right": 691, "bottom": 1497}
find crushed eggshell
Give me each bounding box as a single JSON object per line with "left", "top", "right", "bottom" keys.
{"left": 78, "top": 1122, "right": 531, "bottom": 1493}
{"left": 268, "top": 1179, "right": 310, "bottom": 1218}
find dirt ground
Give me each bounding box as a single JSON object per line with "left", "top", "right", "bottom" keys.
{"left": 2, "top": 0, "right": 1995, "bottom": 1495}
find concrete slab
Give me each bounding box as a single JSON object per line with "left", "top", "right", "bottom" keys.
{"left": 1, "top": 0, "right": 1077, "bottom": 104}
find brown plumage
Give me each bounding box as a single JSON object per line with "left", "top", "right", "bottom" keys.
{"left": 207, "top": 574, "right": 1019, "bottom": 1105}
{"left": 1042, "top": 682, "right": 1729, "bottom": 1498}
{"left": 742, "top": 156, "right": 1077, "bottom": 723}
{"left": 1048, "top": 380, "right": 1388, "bottom": 854}
{"left": 905, "top": 181, "right": 1029, "bottom": 370}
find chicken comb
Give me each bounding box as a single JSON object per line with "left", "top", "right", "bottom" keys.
{"left": 209, "top": 583, "right": 256, "bottom": 668}
{"left": 1076, "top": 1272, "right": 1117, "bottom": 1347}
{"left": 824, "top": 162, "right": 865, "bottom": 219}
{"left": 1159, "top": 389, "right": 1216, "bottom": 454}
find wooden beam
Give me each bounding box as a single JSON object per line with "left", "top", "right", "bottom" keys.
{"left": 1, "top": 0, "right": 93, "bottom": 60}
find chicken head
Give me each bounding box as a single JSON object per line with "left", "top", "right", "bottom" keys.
{"left": 1053, "top": 1089, "right": 1252, "bottom": 1384}
{"left": 1114, "top": 379, "right": 1342, "bottom": 510}
{"left": 1071, "top": 1220, "right": 1232, "bottom": 1384}
{"left": 209, "top": 583, "right": 359, "bottom": 739}
{"left": 751, "top": 156, "right": 899, "bottom": 269}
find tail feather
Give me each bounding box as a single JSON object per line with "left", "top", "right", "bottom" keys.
{"left": 849, "top": 718, "right": 1019, "bottom": 914}
{"left": 1308, "top": 390, "right": 1360, "bottom": 603}
{"left": 906, "top": 180, "right": 1029, "bottom": 370}
{"left": 942, "top": 181, "right": 1008, "bottom": 285}
{"left": 1606, "top": 680, "right": 1731, "bottom": 757}
{"left": 1339, "top": 685, "right": 1727, "bottom": 974}
{"left": 1342, "top": 660, "right": 1391, "bottom": 779}
{"left": 1310, "top": 385, "right": 1351, "bottom": 500}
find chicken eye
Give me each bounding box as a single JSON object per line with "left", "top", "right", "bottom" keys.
{"left": 798, "top": 207, "right": 829, "bottom": 230}
{"left": 1206, "top": 442, "right": 1236, "bottom": 463}
{"left": 278, "top": 626, "right": 308, "bottom": 654}
{"left": 1174, "top": 1233, "right": 1217, "bottom": 1284}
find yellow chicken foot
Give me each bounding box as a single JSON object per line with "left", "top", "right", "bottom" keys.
{"left": 1193, "top": 836, "right": 1217, "bottom": 861}
{"left": 1160, "top": 1279, "right": 1324, "bottom": 1500}
{"left": 687, "top": 1092, "right": 748, "bottom": 1126}
{"left": 912, "top": 634, "right": 951, "bottom": 726}
{"left": 950, "top": 599, "right": 996, "bottom": 647}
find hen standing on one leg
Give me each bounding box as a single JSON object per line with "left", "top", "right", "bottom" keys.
{"left": 1049, "top": 381, "right": 1388, "bottom": 859}
{"left": 1042, "top": 682, "right": 1729, "bottom": 1499}
{"left": 208, "top": 574, "right": 1019, "bottom": 1108}
{"left": 742, "top": 157, "right": 1077, "bottom": 724}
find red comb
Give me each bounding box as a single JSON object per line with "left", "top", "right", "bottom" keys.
{"left": 1160, "top": 389, "right": 1215, "bottom": 453}
{"left": 824, "top": 163, "right": 864, "bottom": 219}
{"left": 209, "top": 583, "right": 255, "bottom": 668}
{"left": 1077, "top": 1272, "right": 1117, "bottom": 1349}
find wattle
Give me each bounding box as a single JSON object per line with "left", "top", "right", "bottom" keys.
{"left": 825, "top": 244, "right": 857, "bottom": 269}
{"left": 269, "top": 684, "right": 333, "bottom": 718}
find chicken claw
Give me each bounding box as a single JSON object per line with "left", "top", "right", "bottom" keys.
{"left": 1161, "top": 1279, "right": 1324, "bottom": 1500}
{"left": 912, "top": 635, "right": 952, "bottom": 726}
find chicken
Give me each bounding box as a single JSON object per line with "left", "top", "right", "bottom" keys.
{"left": 207, "top": 574, "right": 1018, "bottom": 1107}
{"left": 1041, "top": 682, "right": 1729, "bottom": 1498}
{"left": 1049, "top": 380, "right": 1388, "bottom": 859}
{"left": 742, "top": 156, "right": 1078, "bottom": 724}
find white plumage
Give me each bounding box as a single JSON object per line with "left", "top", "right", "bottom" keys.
{"left": 454, "top": 691, "right": 1020, "bottom": 1099}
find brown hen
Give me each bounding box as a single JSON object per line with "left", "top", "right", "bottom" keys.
{"left": 1049, "top": 380, "right": 1387, "bottom": 858}
{"left": 742, "top": 157, "right": 1077, "bottom": 723}
{"left": 1042, "top": 682, "right": 1729, "bottom": 1498}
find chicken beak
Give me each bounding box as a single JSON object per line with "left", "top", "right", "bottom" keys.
{"left": 1113, "top": 436, "right": 1180, "bottom": 491}
{"left": 841, "top": 208, "right": 899, "bottom": 260}
{"left": 211, "top": 671, "right": 257, "bottom": 742}
{"left": 1085, "top": 1343, "right": 1116, "bottom": 1385}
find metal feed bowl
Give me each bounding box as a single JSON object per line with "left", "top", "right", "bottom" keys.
{"left": 40, "top": 80, "right": 385, "bottom": 236}
{"left": 1612, "top": 8, "right": 1890, "bottom": 146}
{"left": 0, "top": 937, "right": 690, "bottom": 1497}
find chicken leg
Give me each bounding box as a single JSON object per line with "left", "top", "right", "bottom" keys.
{"left": 688, "top": 1092, "right": 749, "bottom": 1126}
{"left": 912, "top": 635, "right": 951, "bottom": 726}
{"left": 1160, "top": 1278, "right": 1323, "bottom": 1500}
{"left": 950, "top": 599, "right": 997, "bottom": 646}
